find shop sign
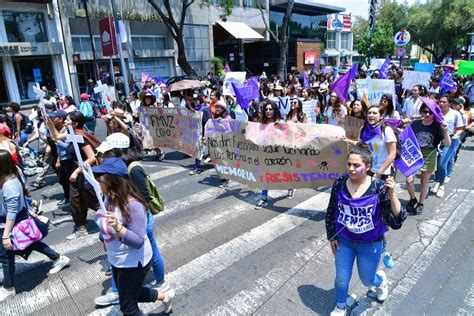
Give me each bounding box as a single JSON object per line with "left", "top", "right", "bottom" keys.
{"left": 394, "top": 29, "right": 411, "bottom": 46}
{"left": 327, "top": 14, "right": 352, "bottom": 32}
{"left": 99, "top": 17, "right": 118, "bottom": 56}
{"left": 0, "top": 42, "right": 63, "bottom": 56}
{"left": 92, "top": 9, "right": 161, "bottom": 22}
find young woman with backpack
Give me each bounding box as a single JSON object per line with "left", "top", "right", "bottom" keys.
{"left": 7, "top": 102, "right": 33, "bottom": 147}
{"left": 93, "top": 134, "right": 171, "bottom": 308}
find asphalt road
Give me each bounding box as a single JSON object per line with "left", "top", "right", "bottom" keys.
{"left": 1, "top": 118, "right": 473, "bottom": 315}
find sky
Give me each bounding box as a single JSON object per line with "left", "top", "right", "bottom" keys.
{"left": 327, "top": 0, "right": 425, "bottom": 19}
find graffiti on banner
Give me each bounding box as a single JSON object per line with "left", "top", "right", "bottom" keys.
{"left": 356, "top": 79, "right": 396, "bottom": 106}
{"left": 205, "top": 120, "right": 348, "bottom": 189}
{"left": 223, "top": 71, "right": 246, "bottom": 95}
{"left": 343, "top": 116, "right": 364, "bottom": 141}
{"left": 139, "top": 107, "right": 203, "bottom": 158}
{"left": 402, "top": 71, "right": 431, "bottom": 89}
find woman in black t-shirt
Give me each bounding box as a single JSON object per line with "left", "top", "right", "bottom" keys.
{"left": 405, "top": 103, "right": 451, "bottom": 215}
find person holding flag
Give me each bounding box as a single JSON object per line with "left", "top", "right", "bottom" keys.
{"left": 405, "top": 98, "right": 451, "bottom": 215}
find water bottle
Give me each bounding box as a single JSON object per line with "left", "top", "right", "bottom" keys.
{"left": 383, "top": 251, "right": 395, "bottom": 269}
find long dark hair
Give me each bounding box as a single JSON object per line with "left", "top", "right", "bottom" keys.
{"left": 286, "top": 98, "right": 306, "bottom": 122}
{"left": 98, "top": 173, "right": 148, "bottom": 223}
{"left": 0, "top": 149, "right": 28, "bottom": 196}
{"left": 260, "top": 100, "right": 281, "bottom": 124}
{"left": 380, "top": 93, "right": 395, "bottom": 118}
{"left": 68, "top": 111, "right": 87, "bottom": 129}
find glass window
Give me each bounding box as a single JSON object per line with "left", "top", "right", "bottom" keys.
{"left": 155, "top": 37, "right": 166, "bottom": 50}
{"left": 141, "top": 37, "right": 155, "bottom": 50}
{"left": 13, "top": 56, "right": 55, "bottom": 101}
{"left": 341, "top": 33, "right": 349, "bottom": 50}
{"left": 327, "top": 32, "right": 336, "bottom": 49}
{"left": 72, "top": 37, "right": 82, "bottom": 52}
{"left": 3, "top": 11, "right": 48, "bottom": 42}
{"left": 244, "top": 0, "right": 264, "bottom": 8}
{"left": 131, "top": 36, "right": 141, "bottom": 50}
{"left": 80, "top": 37, "right": 92, "bottom": 52}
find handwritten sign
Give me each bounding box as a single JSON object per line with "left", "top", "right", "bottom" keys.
{"left": 355, "top": 79, "right": 396, "bottom": 106}
{"left": 269, "top": 96, "right": 290, "bottom": 117}
{"left": 223, "top": 71, "right": 246, "bottom": 96}
{"left": 301, "top": 99, "right": 318, "bottom": 123}
{"left": 205, "top": 120, "right": 348, "bottom": 189}
{"left": 139, "top": 107, "right": 203, "bottom": 158}
{"left": 402, "top": 71, "right": 431, "bottom": 90}
{"left": 343, "top": 116, "right": 364, "bottom": 141}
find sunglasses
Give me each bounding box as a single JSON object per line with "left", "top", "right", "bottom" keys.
{"left": 422, "top": 110, "right": 433, "bottom": 115}
{"left": 291, "top": 101, "right": 298, "bottom": 104}
{"left": 265, "top": 108, "right": 274, "bottom": 111}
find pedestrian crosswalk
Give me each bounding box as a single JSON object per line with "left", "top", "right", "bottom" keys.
{"left": 1, "top": 158, "right": 472, "bottom": 315}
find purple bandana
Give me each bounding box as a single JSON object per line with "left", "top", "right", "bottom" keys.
{"left": 360, "top": 123, "right": 383, "bottom": 143}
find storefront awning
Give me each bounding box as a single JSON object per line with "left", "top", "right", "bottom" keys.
{"left": 215, "top": 21, "right": 264, "bottom": 40}
{"left": 323, "top": 49, "right": 340, "bottom": 57}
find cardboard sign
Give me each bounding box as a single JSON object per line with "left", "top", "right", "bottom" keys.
{"left": 356, "top": 79, "right": 396, "bottom": 106}
{"left": 139, "top": 107, "right": 203, "bottom": 158}
{"left": 223, "top": 72, "right": 246, "bottom": 96}
{"left": 205, "top": 120, "right": 348, "bottom": 189}
{"left": 402, "top": 71, "right": 431, "bottom": 89}
{"left": 269, "top": 96, "right": 290, "bottom": 117}
{"left": 343, "top": 116, "right": 364, "bottom": 141}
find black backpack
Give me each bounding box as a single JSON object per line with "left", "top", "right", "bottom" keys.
{"left": 15, "top": 113, "right": 34, "bottom": 134}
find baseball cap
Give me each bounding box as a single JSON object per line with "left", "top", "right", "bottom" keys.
{"left": 48, "top": 110, "right": 68, "bottom": 119}
{"left": 92, "top": 157, "right": 128, "bottom": 177}
{"left": 96, "top": 133, "right": 130, "bottom": 154}
{"left": 80, "top": 93, "right": 90, "bottom": 100}
{"left": 453, "top": 97, "right": 465, "bottom": 105}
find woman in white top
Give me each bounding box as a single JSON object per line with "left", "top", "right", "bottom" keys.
{"left": 128, "top": 91, "right": 141, "bottom": 123}
{"left": 379, "top": 94, "right": 400, "bottom": 120}
{"left": 323, "top": 91, "right": 347, "bottom": 126}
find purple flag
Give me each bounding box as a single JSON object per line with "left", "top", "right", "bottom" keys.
{"left": 155, "top": 77, "right": 168, "bottom": 88}
{"left": 313, "top": 60, "right": 319, "bottom": 71}
{"left": 385, "top": 118, "right": 402, "bottom": 128}
{"left": 141, "top": 72, "right": 152, "bottom": 85}
{"left": 419, "top": 97, "right": 443, "bottom": 124}
{"left": 394, "top": 125, "right": 424, "bottom": 177}
{"left": 303, "top": 71, "right": 310, "bottom": 88}
{"left": 232, "top": 76, "right": 259, "bottom": 109}
{"left": 378, "top": 56, "right": 391, "bottom": 79}
{"left": 224, "top": 63, "right": 231, "bottom": 73}
{"left": 329, "top": 64, "right": 358, "bottom": 104}
{"left": 439, "top": 69, "right": 456, "bottom": 92}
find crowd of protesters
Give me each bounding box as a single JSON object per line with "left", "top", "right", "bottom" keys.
{"left": 0, "top": 61, "right": 473, "bottom": 316}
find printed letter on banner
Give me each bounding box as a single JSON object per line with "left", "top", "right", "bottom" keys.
{"left": 140, "top": 107, "right": 203, "bottom": 158}
{"left": 205, "top": 120, "right": 349, "bottom": 189}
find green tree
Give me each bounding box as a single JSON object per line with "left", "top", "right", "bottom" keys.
{"left": 354, "top": 23, "right": 395, "bottom": 59}
{"left": 407, "top": 0, "right": 474, "bottom": 63}
{"left": 147, "top": 0, "right": 235, "bottom": 76}
{"left": 377, "top": 0, "right": 408, "bottom": 34}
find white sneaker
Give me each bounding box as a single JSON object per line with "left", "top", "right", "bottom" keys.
{"left": 49, "top": 255, "right": 70, "bottom": 274}
{"left": 156, "top": 282, "right": 171, "bottom": 293}
{"left": 66, "top": 228, "right": 88, "bottom": 240}
{"left": 162, "top": 288, "right": 176, "bottom": 313}
{"left": 430, "top": 182, "right": 440, "bottom": 193}
{"left": 330, "top": 306, "right": 346, "bottom": 316}
{"left": 376, "top": 270, "right": 388, "bottom": 301}
{"left": 444, "top": 176, "right": 451, "bottom": 183}
{"left": 436, "top": 185, "right": 445, "bottom": 198}
{"left": 0, "top": 287, "right": 15, "bottom": 302}
{"left": 94, "top": 291, "right": 120, "bottom": 306}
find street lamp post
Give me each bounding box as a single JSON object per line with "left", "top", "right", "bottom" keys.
{"left": 110, "top": 0, "right": 130, "bottom": 96}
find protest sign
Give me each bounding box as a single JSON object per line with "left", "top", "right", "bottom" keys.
{"left": 223, "top": 71, "right": 246, "bottom": 95}
{"left": 139, "top": 107, "right": 203, "bottom": 158}
{"left": 402, "top": 71, "right": 431, "bottom": 89}
{"left": 356, "top": 79, "right": 396, "bottom": 106}
{"left": 269, "top": 96, "right": 290, "bottom": 116}
{"left": 414, "top": 62, "right": 435, "bottom": 73}
{"left": 458, "top": 61, "right": 474, "bottom": 76}
{"left": 301, "top": 99, "right": 318, "bottom": 123}
{"left": 343, "top": 116, "right": 364, "bottom": 141}
{"left": 205, "top": 120, "right": 348, "bottom": 189}
{"left": 394, "top": 125, "right": 424, "bottom": 177}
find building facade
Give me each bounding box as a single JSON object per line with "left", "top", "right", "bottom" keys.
{"left": 0, "top": 0, "right": 72, "bottom": 105}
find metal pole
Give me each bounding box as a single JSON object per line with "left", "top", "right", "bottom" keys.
{"left": 109, "top": 57, "right": 116, "bottom": 89}
{"left": 82, "top": 0, "right": 100, "bottom": 80}
{"left": 110, "top": 0, "right": 130, "bottom": 96}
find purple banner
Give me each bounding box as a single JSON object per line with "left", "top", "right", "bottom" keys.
{"left": 439, "top": 69, "right": 457, "bottom": 92}
{"left": 224, "top": 63, "right": 231, "bottom": 73}
{"left": 232, "top": 76, "right": 259, "bottom": 109}
{"left": 329, "top": 64, "right": 358, "bottom": 104}
{"left": 303, "top": 71, "right": 310, "bottom": 87}
{"left": 378, "top": 56, "right": 391, "bottom": 79}
{"left": 394, "top": 125, "right": 424, "bottom": 177}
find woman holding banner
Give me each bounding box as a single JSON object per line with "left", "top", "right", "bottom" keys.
{"left": 140, "top": 93, "right": 166, "bottom": 161}
{"left": 359, "top": 106, "right": 397, "bottom": 180}
{"left": 301, "top": 88, "right": 319, "bottom": 122}
{"left": 255, "top": 100, "right": 283, "bottom": 209}
{"left": 405, "top": 99, "right": 450, "bottom": 215}
{"left": 326, "top": 146, "right": 405, "bottom": 316}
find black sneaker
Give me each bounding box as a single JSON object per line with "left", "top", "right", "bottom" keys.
{"left": 406, "top": 198, "right": 418, "bottom": 214}
{"left": 414, "top": 203, "right": 424, "bottom": 215}
{"left": 221, "top": 179, "right": 231, "bottom": 188}
{"left": 255, "top": 198, "right": 269, "bottom": 210}
{"left": 31, "top": 181, "right": 46, "bottom": 189}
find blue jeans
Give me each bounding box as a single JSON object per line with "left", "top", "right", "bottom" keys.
{"left": 447, "top": 138, "right": 462, "bottom": 177}
{"left": 111, "top": 213, "right": 165, "bottom": 293}
{"left": 0, "top": 228, "right": 15, "bottom": 288}
{"left": 334, "top": 237, "right": 384, "bottom": 308}
{"left": 19, "top": 130, "right": 28, "bottom": 147}
{"left": 261, "top": 190, "right": 268, "bottom": 199}
{"left": 435, "top": 138, "right": 461, "bottom": 185}
{"left": 195, "top": 158, "right": 202, "bottom": 170}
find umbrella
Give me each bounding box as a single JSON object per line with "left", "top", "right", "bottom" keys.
{"left": 168, "top": 80, "right": 205, "bottom": 92}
